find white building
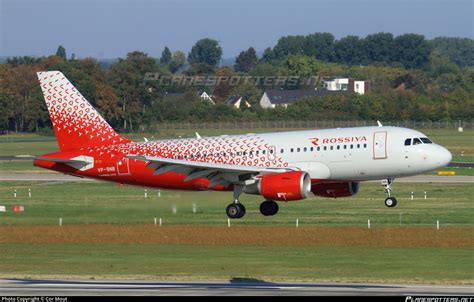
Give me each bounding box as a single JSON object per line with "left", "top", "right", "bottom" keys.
{"left": 324, "top": 78, "right": 370, "bottom": 95}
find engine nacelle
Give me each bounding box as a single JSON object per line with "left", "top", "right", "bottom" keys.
{"left": 311, "top": 181, "right": 360, "bottom": 198}
{"left": 254, "top": 171, "right": 312, "bottom": 201}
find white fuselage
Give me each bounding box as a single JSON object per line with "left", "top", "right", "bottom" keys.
{"left": 226, "top": 126, "right": 451, "bottom": 181}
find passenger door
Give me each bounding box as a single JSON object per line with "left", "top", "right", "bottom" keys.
{"left": 373, "top": 131, "right": 387, "bottom": 159}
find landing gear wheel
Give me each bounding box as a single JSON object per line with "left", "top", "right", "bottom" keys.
{"left": 259, "top": 200, "right": 279, "bottom": 216}
{"left": 226, "top": 203, "right": 246, "bottom": 219}
{"left": 384, "top": 197, "right": 397, "bottom": 208}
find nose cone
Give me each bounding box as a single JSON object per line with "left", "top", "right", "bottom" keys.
{"left": 436, "top": 146, "right": 452, "bottom": 168}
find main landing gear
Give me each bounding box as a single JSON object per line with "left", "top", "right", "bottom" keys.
{"left": 259, "top": 200, "right": 279, "bottom": 216}
{"left": 382, "top": 178, "right": 398, "bottom": 208}
{"left": 225, "top": 185, "right": 280, "bottom": 219}
{"left": 226, "top": 185, "right": 246, "bottom": 219}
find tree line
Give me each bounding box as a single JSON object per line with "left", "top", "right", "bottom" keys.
{"left": 0, "top": 32, "right": 473, "bottom": 133}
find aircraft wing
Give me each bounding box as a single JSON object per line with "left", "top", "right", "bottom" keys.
{"left": 126, "top": 154, "right": 294, "bottom": 188}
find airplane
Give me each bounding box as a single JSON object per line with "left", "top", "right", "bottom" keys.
{"left": 34, "top": 71, "right": 452, "bottom": 218}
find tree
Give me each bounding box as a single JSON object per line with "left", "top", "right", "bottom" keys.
{"left": 334, "top": 35, "right": 366, "bottom": 65}
{"left": 108, "top": 51, "right": 157, "bottom": 130}
{"left": 364, "top": 32, "right": 394, "bottom": 64}
{"left": 56, "top": 45, "right": 67, "bottom": 61}
{"left": 303, "top": 32, "right": 335, "bottom": 61}
{"left": 188, "top": 38, "right": 223, "bottom": 67}
{"left": 273, "top": 35, "right": 306, "bottom": 59}
{"left": 234, "top": 47, "right": 258, "bottom": 72}
{"left": 160, "top": 46, "right": 172, "bottom": 65}
{"left": 261, "top": 47, "right": 274, "bottom": 63}
{"left": 392, "top": 34, "right": 431, "bottom": 69}
{"left": 212, "top": 66, "right": 235, "bottom": 101}
{"left": 430, "top": 37, "right": 474, "bottom": 68}
{"left": 169, "top": 51, "right": 186, "bottom": 73}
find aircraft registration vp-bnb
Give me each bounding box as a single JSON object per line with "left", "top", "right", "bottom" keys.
{"left": 34, "top": 71, "right": 452, "bottom": 218}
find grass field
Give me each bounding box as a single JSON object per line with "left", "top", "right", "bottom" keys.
{"left": 0, "top": 181, "right": 472, "bottom": 283}
{"left": 0, "top": 181, "right": 473, "bottom": 226}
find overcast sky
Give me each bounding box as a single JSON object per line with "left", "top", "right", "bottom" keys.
{"left": 1, "top": 0, "right": 473, "bottom": 59}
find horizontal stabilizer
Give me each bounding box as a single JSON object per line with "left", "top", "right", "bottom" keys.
{"left": 34, "top": 156, "right": 94, "bottom": 170}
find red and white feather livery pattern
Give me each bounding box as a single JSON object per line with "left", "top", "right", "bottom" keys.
{"left": 37, "top": 71, "right": 129, "bottom": 151}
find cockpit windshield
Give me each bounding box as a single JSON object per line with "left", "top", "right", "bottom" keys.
{"left": 420, "top": 137, "right": 432, "bottom": 144}
{"left": 404, "top": 137, "right": 433, "bottom": 146}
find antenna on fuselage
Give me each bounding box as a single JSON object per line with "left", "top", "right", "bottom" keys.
{"left": 377, "top": 121, "right": 383, "bottom": 127}
{"left": 144, "top": 137, "right": 149, "bottom": 142}
{"left": 195, "top": 132, "right": 202, "bottom": 139}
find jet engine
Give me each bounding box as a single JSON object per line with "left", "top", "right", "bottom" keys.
{"left": 245, "top": 171, "right": 311, "bottom": 201}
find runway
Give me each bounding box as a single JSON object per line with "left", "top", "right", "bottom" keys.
{"left": 0, "top": 173, "right": 473, "bottom": 183}
{"left": 0, "top": 279, "right": 472, "bottom": 296}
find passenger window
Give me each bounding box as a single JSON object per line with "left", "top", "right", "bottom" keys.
{"left": 364, "top": 143, "right": 367, "bottom": 148}
{"left": 290, "top": 148, "right": 294, "bottom": 153}
{"left": 262, "top": 150, "right": 266, "bottom": 155}
{"left": 350, "top": 145, "right": 353, "bottom": 149}
{"left": 336, "top": 145, "right": 340, "bottom": 150}
{"left": 330, "top": 146, "right": 333, "bottom": 150}
{"left": 310, "top": 147, "right": 313, "bottom": 152}
{"left": 297, "top": 148, "right": 300, "bottom": 152}
{"left": 249, "top": 151, "right": 252, "bottom": 156}
{"left": 303, "top": 147, "right": 307, "bottom": 152}
{"left": 357, "top": 144, "right": 360, "bottom": 148}
{"left": 343, "top": 145, "right": 347, "bottom": 149}
{"left": 323, "top": 146, "right": 327, "bottom": 151}
{"left": 270, "top": 149, "right": 274, "bottom": 154}
{"left": 280, "top": 149, "right": 284, "bottom": 153}
{"left": 256, "top": 151, "right": 259, "bottom": 155}
{"left": 404, "top": 138, "right": 411, "bottom": 146}
{"left": 413, "top": 138, "right": 422, "bottom": 145}
{"left": 317, "top": 147, "right": 320, "bottom": 151}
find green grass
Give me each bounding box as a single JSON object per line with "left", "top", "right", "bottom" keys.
{"left": 1, "top": 244, "right": 471, "bottom": 284}
{"left": 0, "top": 181, "right": 472, "bottom": 226}
{"left": 0, "top": 180, "right": 472, "bottom": 284}
{"left": 0, "top": 160, "right": 51, "bottom": 173}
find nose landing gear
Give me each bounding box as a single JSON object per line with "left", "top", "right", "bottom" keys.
{"left": 382, "top": 178, "right": 398, "bottom": 208}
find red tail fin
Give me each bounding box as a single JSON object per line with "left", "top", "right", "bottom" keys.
{"left": 37, "top": 71, "right": 130, "bottom": 151}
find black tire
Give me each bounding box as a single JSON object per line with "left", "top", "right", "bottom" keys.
{"left": 384, "top": 197, "right": 397, "bottom": 208}
{"left": 236, "top": 203, "right": 246, "bottom": 218}
{"left": 259, "top": 200, "right": 279, "bottom": 216}
{"left": 226, "top": 203, "right": 245, "bottom": 219}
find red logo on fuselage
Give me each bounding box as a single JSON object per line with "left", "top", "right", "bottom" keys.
{"left": 310, "top": 136, "right": 367, "bottom": 146}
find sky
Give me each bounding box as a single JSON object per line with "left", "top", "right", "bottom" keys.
{"left": 1, "top": 0, "right": 473, "bottom": 59}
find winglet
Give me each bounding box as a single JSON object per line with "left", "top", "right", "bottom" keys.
{"left": 377, "top": 120, "right": 383, "bottom": 127}
{"left": 195, "top": 132, "right": 202, "bottom": 139}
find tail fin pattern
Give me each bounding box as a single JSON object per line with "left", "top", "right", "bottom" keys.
{"left": 37, "top": 71, "right": 129, "bottom": 151}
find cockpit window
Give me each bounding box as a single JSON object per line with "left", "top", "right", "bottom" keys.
{"left": 413, "top": 138, "right": 422, "bottom": 145}
{"left": 404, "top": 138, "right": 411, "bottom": 146}
{"left": 420, "top": 137, "right": 432, "bottom": 144}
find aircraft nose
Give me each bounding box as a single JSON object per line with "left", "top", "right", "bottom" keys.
{"left": 436, "top": 146, "right": 452, "bottom": 168}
